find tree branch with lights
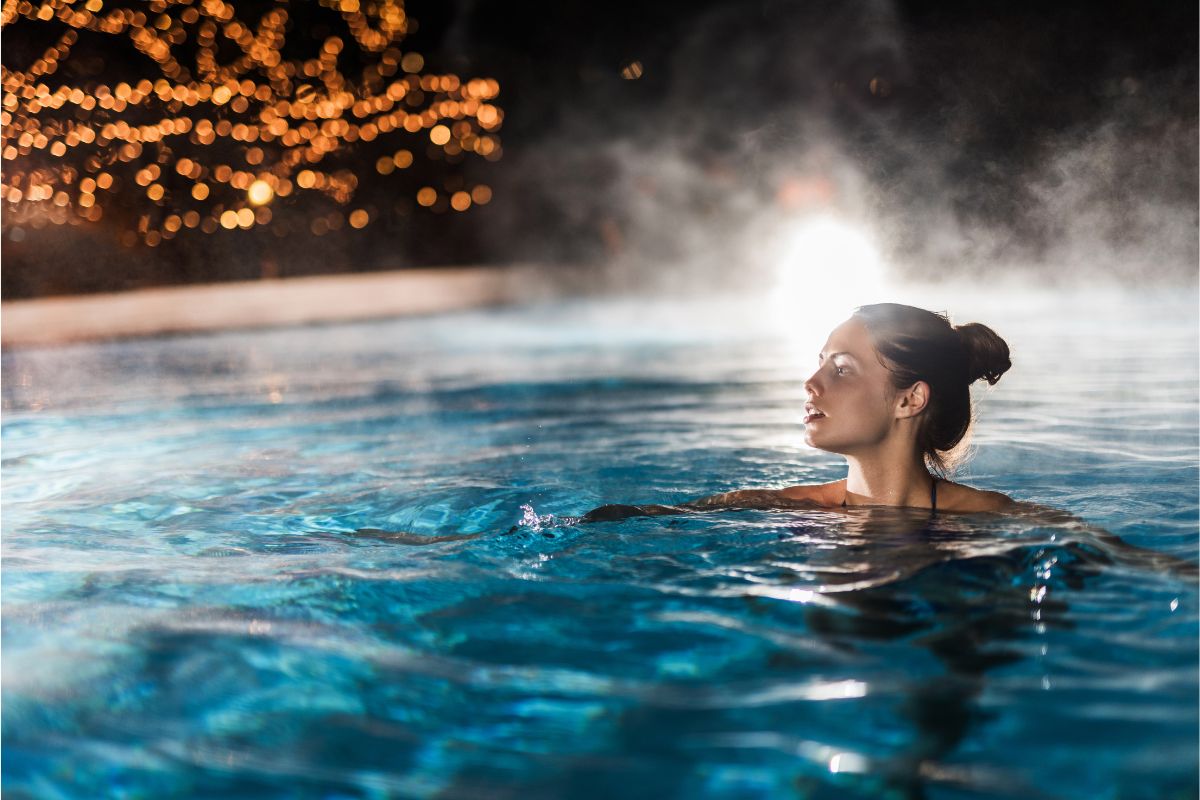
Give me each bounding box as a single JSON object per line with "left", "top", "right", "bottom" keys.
{"left": 1, "top": 0, "right": 502, "bottom": 248}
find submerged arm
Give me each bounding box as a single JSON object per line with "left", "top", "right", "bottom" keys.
{"left": 581, "top": 489, "right": 820, "bottom": 523}
{"left": 1013, "top": 502, "right": 1198, "bottom": 579}
{"left": 580, "top": 503, "right": 691, "bottom": 523}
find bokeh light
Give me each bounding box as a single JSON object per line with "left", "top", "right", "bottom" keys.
{"left": 0, "top": 0, "right": 504, "bottom": 246}
{"left": 247, "top": 180, "right": 274, "bottom": 206}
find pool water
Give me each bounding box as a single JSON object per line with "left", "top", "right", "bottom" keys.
{"left": 3, "top": 286, "right": 1197, "bottom": 799}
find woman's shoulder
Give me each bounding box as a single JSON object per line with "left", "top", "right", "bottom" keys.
{"left": 777, "top": 479, "right": 845, "bottom": 507}
{"left": 690, "top": 483, "right": 839, "bottom": 509}
{"left": 777, "top": 478, "right": 1014, "bottom": 512}
{"left": 696, "top": 479, "right": 1012, "bottom": 512}
{"left": 936, "top": 480, "right": 1014, "bottom": 513}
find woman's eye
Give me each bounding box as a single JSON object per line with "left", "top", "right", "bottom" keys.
{"left": 834, "top": 366, "right": 848, "bottom": 376}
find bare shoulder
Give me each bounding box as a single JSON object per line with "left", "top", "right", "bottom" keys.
{"left": 691, "top": 488, "right": 794, "bottom": 508}
{"left": 778, "top": 479, "right": 845, "bottom": 507}
{"left": 690, "top": 483, "right": 837, "bottom": 509}
{"left": 937, "top": 480, "right": 1014, "bottom": 513}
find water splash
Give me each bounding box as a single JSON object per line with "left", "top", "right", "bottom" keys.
{"left": 516, "top": 503, "right": 579, "bottom": 532}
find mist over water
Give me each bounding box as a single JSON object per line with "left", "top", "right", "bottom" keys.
{"left": 478, "top": 0, "right": 1197, "bottom": 294}
{"left": 2, "top": 1, "right": 1191, "bottom": 300}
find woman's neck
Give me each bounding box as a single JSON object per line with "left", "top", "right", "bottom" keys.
{"left": 843, "top": 448, "right": 933, "bottom": 508}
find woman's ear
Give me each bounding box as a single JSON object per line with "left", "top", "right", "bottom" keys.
{"left": 895, "top": 381, "right": 930, "bottom": 419}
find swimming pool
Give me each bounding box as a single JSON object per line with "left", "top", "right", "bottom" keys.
{"left": 3, "top": 286, "right": 1197, "bottom": 798}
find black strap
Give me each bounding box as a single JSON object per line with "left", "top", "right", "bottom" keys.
{"left": 841, "top": 477, "right": 938, "bottom": 511}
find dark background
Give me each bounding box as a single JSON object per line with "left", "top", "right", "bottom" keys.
{"left": 3, "top": 0, "right": 1197, "bottom": 298}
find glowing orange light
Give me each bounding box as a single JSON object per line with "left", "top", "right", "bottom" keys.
{"left": 470, "top": 185, "right": 492, "bottom": 205}
{"left": 2, "top": 0, "right": 503, "bottom": 244}
{"left": 476, "top": 105, "right": 499, "bottom": 127}
{"left": 247, "top": 179, "right": 273, "bottom": 205}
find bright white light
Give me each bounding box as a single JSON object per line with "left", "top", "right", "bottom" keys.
{"left": 247, "top": 179, "right": 274, "bottom": 206}
{"left": 767, "top": 213, "right": 891, "bottom": 349}
{"left": 774, "top": 214, "right": 888, "bottom": 305}
{"left": 827, "top": 751, "right": 868, "bottom": 773}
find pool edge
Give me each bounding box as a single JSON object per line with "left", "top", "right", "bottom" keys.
{"left": 0, "top": 265, "right": 546, "bottom": 347}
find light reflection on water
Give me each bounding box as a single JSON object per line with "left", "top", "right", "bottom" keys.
{"left": 2, "top": 285, "right": 1197, "bottom": 798}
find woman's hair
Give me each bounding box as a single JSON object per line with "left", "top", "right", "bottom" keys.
{"left": 853, "top": 303, "right": 1011, "bottom": 475}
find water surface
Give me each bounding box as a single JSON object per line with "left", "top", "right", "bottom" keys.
{"left": 3, "top": 287, "right": 1197, "bottom": 798}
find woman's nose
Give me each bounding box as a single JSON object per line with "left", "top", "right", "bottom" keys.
{"left": 803, "top": 372, "right": 821, "bottom": 397}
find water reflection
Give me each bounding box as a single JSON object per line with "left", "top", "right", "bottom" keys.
{"left": 570, "top": 499, "right": 1188, "bottom": 796}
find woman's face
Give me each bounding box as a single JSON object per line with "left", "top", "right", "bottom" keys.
{"left": 802, "top": 317, "right": 901, "bottom": 454}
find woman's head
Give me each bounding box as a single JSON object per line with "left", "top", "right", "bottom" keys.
{"left": 802, "top": 303, "right": 1011, "bottom": 475}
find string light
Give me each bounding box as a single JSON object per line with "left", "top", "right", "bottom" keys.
{"left": 246, "top": 179, "right": 273, "bottom": 206}
{"left": 1, "top": 0, "right": 502, "bottom": 246}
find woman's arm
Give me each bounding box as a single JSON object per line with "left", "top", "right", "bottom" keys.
{"left": 581, "top": 489, "right": 820, "bottom": 523}
{"left": 1012, "top": 501, "right": 1198, "bottom": 579}
{"left": 579, "top": 503, "right": 691, "bottom": 522}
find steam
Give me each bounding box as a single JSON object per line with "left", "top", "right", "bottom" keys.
{"left": 476, "top": 1, "right": 1197, "bottom": 294}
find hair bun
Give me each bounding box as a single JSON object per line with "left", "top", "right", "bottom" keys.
{"left": 954, "top": 322, "right": 1011, "bottom": 385}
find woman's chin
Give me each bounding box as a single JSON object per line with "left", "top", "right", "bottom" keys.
{"left": 803, "top": 430, "right": 844, "bottom": 454}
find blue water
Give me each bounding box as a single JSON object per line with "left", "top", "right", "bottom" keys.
{"left": 3, "top": 288, "right": 1197, "bottom": 799}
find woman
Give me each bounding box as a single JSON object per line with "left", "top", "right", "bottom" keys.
{"left": 585, "top": 303, "right": 1014, "bottom": 520}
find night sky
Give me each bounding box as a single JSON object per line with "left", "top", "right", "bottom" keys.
{"left": 4, "top": 0, "right": 1196, "bottom": 298}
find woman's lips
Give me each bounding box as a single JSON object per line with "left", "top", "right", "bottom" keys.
{"left": 803, "top": 412, "right": 826, "bottom": 424}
